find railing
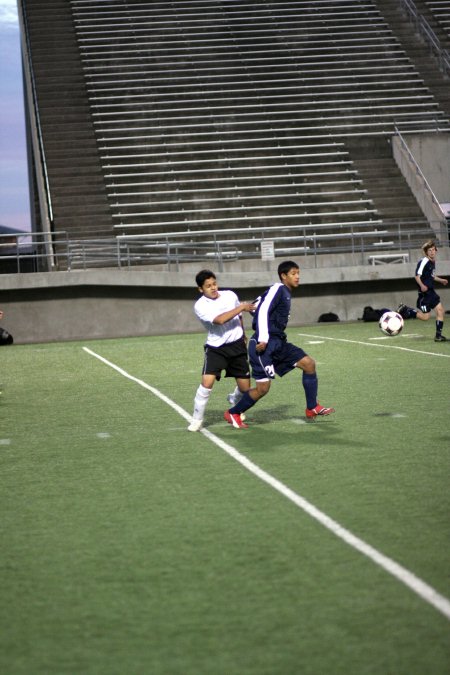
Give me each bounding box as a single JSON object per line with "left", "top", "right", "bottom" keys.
{"left": 393, "top": 127, "right": 449, "bottom": 244}
{"left": 0, "top": 231, "right": 68, "bottom": 273}
{"left": 401, "top": 0, "right": 450, "bottom": 77}
{"left": 0, "top": 221, "right": 444, "bottom": 273}
{"left": 113, "top": 222, "right": 442, "bottom": 271}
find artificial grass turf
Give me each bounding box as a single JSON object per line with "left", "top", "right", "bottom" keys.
{"left": 1, "top": 323, "right": 449, "bottom": 674}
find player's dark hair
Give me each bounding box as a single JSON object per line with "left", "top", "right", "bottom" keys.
{"left": 195, "top": 269, "right": 216, "bottom": 288}
{"left": 277, "top": 260, "right": 299, "bottom": 280}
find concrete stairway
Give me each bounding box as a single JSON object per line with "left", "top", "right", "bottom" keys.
{"left": 375, "top": 0, "right": 450, "bottom": 113}
{"left": 342, "top": 0, "right": 450, "bottom": 228}
{"left": 21, "top": 0, "right": 112, "bottom": 237}
{"left": 345, "top": 137, "right": 426, "bottom": 222}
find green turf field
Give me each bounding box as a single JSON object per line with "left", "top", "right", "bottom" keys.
{"left": 1, "top": 321, "right": 449, "bottom": 674}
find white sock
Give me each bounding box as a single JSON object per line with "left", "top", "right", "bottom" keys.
{"left": 230, "top": 386, "right": 244, "bottom": 405}
{"left": 192, "top": 384, "right": 212, "bottom": 420}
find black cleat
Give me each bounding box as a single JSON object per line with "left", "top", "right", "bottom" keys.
{"left": 434, "top": 335, "right": 447, "bottom": 342}
{"left": 397, "top": 303, "right": 408, "bottom": 319}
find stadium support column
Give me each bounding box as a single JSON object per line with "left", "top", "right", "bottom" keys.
{"left": 17, "top": 0, "right": 56, "bottom": 272}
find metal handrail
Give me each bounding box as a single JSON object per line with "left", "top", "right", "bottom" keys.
{"left": 393, "top": 126, "right": 447, "bottom": 241}
{"left": 0, "top": 231, "right": 68, "bottom": 273}
{"left": 394, "top": 128, "right": 443, "bottom": 208}
{"left": 0, "top": 221, "right": 441, "bottom": 273}
{"left": 400, "top": 0, "right": 450, "bottom": 77}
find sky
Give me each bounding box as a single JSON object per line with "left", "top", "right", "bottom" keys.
{"left": 0, "top": 0, "right": 31, "bottom": 232}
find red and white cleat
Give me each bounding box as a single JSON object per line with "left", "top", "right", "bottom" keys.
{"left": 224, "top": 410, "right": 249, "bottom": 429}
{"left": 305, "top": 404, "right": 335, "bottom": 419}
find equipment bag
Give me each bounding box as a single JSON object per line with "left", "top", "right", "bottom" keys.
{"left": 0, "top": 327, "right": 13, "bottom": 345}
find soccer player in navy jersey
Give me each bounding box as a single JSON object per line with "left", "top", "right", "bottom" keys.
{"left": 398, "top": 240, "right": 448, "bottom": 342}
{"left": 188, "top": 270, "right": 256, "bottom": 431}
{"left": 224, "top": 260, "right": 335, "bottom": 429}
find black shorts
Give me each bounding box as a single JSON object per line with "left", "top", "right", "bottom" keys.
{"left": 417, "top": 289, "right": 440, "bottom": 313}
{"left": 202, "top": 337, "right": 250, "bottom": 381}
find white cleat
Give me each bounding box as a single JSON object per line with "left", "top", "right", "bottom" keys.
{"left": 188, "top": 419, "right": 203, "bottom": 432}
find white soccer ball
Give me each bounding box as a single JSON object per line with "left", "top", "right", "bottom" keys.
{"left": 379, "top": 311, "right": 404, "bottom": 336}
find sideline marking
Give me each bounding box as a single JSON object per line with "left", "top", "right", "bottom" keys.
{"left": 83, "top": 346, "right": 450, "bottom": 621}
{"left": 297, "top": 333, "right": 450, "bottom": 358}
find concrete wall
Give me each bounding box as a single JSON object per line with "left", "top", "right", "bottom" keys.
{"left": 392, "top": 133, "right": 449, "bottom": 240}
{"left": 2, "top": 255, "right": 449, "bottom": 344}
{"left": 406, "top": 134, "right": 450, "bottom": 203}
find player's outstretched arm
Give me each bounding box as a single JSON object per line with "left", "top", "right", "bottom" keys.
{"left": 213, "top": 302, "right": 256, "bottom": 325}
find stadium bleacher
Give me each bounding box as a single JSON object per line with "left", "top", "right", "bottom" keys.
{"left": 17, "top": 0, "right": 450, "bottom": 270}
{"left": 425, "top": 0, "right": 450, "bottom": 41}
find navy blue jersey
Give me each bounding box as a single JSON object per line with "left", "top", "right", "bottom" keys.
{"left": 252, "top": 282, "right": 291, "bottom": 342}
{"left": 415, "top": 256, "right": 435, "bottom": 290}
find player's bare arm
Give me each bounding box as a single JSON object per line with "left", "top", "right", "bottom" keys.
{"left": 415, "top": 274, "right": 428, "bottom": 292}
{"left": 213, "top": 302, "right": 257, "bottom": 325}
{"left": 435, "top": 276, "right": 448, "bottom": 286}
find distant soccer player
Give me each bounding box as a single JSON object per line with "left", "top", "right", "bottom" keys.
{"left": 224, "top": 260, "right": 335, "bottom": 429}
{"left": 188, "top": 270, "right": 256, "bottom": 431}
{"left": 398, "top": 240, "right": 448, "bottom": 342}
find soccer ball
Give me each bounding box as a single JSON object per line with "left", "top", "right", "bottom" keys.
{"left": 379, "top": 311, "right": 404, "bottom": 336}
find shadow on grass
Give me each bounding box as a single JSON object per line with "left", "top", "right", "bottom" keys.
{"left": 207, "top": 404, "right": 326, "bottom": 425}
{"left": 205, "top": 404, "right": 358, "bottom": 453}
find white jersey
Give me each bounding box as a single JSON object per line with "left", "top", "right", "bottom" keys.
{"left": 194, "top": 290, "right": 243, "bottom": 347}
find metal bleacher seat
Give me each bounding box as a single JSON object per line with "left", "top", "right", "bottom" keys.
{"left": 67, "top": 0, "right": 450, "bottom": 262}
{"left": 425, "top": 1, "right": 450, "bottom": 40}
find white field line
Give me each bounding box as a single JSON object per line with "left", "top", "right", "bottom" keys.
{"left": 83, "top": 346, "right": 450, "bottom": 621}
{"left": 297, "top": 332, "right": 450, "bottom": 358}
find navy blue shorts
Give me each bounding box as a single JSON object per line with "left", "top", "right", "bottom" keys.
{"left": 416, "top": 289, "right": 440, "bottom": 313}
{"left": 248, "top": 336, "right": 307, "bottom": 381}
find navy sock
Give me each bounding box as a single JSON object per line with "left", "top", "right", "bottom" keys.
{"left": 436, "top": 320, "right": 443, "bottom": 336}
{"left": 406, "top": 306, "right": 417, "bottom": 319}
{"left": 302, "top": 372, "right": 318, "bottom": 410}
{"left": 229, "top": 391, "right": 256, "bottom": 414}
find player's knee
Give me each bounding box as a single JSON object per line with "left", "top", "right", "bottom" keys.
{"left": 237, "top": 379, "right": 251, "bottom": 393}
{"left": 436, "top": 304, "right": 445, "bottom": 320}
{"left": 298, "top": 355, "right": 315, "bottom": 373}
{"left": 254, "top": 381, "right": 270, "bottom": 398}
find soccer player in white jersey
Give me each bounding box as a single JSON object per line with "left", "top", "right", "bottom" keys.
{"left": 398, "top": 240, "right": 448, "bottom": 341}
{"left": 188, "top": 270, "right": 256, "bottom": 431}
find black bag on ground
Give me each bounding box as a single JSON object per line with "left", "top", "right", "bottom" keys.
{"left": 361, "top": 306, "right": 390, "bottom": 322}
{"left": 318, "top": 312, "right": 340, "bottom": 322}
{"left": 361, "top": 306, "right": 381, "bottom": 321}
{"left": 0, "top": 327, "right": 13, "bottom": 345}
